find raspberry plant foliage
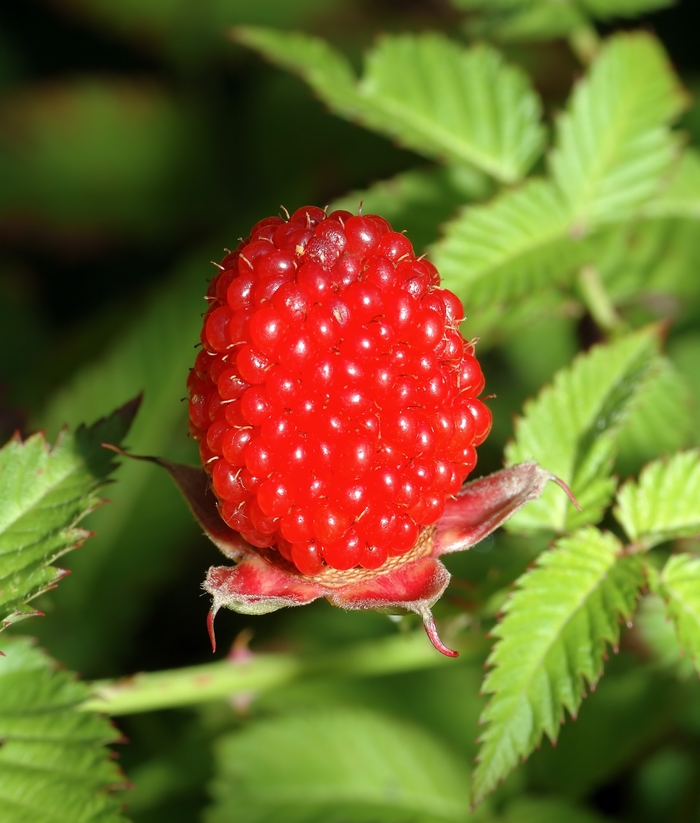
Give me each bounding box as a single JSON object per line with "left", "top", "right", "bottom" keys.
{"left": 2, "top": 1, "right": 700, "bottom": 821}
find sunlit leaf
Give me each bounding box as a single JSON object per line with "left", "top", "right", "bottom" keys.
{"left": 473, "top": 527, "right": 645, "bottom": 804}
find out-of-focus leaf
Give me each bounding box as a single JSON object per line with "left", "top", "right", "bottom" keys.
{"left": 0, "top": 399, "right": 137, "bottom": 632}
{"left": 634, "top": 593, "right": 696, "bottom": 679}
{"left": 454, "top": 0, "right": 672, "bottom": 41}
{"left": 30, "top": 263, "right": 208, "bottom": 675}
{"left": 657, "top": 553, "right": 700, "bottom": 671}
{"left": 614, "top": 359, "right": 694, "bottom": 478}
{"left": 550, "top": 33, "right": 687, "bottom": 228}
{"left": 234, "top": 28, "right": 545, "bottom": 182}
{"left": 645, "top": 149, "right": 700, "bottom": 220}
{"left": 500, "top": 796, "right": 613, "bottom": 823}
{"left": 473, "top": 527, "right": 645, "bottom": 803}
{"left": 432, "top": 179, "right": 580, "bottom": 311}
{"left": 456, "top": 0, "right": 586, "bottom": 41}
{"left": 506, "top": 327, "right": 659, "bottom": 533}
{"left": 582, "top": 0, "right": 674, "bottom": 18}
{"left": 207, "top": 707, "right": 479, "bottom": 823}
{"left": 331, "top": 164, "right": 490, "bottom": 257}
{"left": 587, "top": 218, "right": 700, "bottom": 306}
{"left": 48, "top": 0, "right": 340, "bottom": 64}
{"left": 0, "top": 635, "right": 127, "bottom": 822}
{"left": 0, "top": 80, "right": 209, "bottom": 236}
{"left": 670, "top": 334, "right": 700, "bottom": 419}
{"left": 615, "top": 451, "right": 700, "bottom": 548}
{"left": 526, "top": 658, "right": 682, "bottom": 797}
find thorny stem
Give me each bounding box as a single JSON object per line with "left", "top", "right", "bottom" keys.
{"left": 568, "top": 23, "right": 601, "bottom": 66}
{"left": 577, "top": 265, "right": 624, "bottom": 335}
{"left": 78, "top": 630, "right": 481, "bottom": 716}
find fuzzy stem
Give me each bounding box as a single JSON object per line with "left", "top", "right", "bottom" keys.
{"left": 577, "top": 265, "right": 624, "bottom": 335}
{"left": 79, "top": 631, "right": 475, "bottom": 716}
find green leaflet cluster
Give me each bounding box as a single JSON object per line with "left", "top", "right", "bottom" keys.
{"left": 471, "top": 333, "right": 700, "bottom": 802}
{"left": 432, "top": 33, "right": 688, "bottom": 309}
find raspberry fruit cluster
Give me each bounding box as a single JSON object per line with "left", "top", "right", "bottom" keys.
{"left": 188, "top": 206, "right": 491, "bottom": 576}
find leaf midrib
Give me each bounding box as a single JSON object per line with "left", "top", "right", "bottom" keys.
{"left": 563, "top": 60, "right": 667, "bottom": 219}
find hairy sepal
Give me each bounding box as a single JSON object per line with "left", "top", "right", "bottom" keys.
{"left": 112, "top": 451, "right": 572, "bottom": 656}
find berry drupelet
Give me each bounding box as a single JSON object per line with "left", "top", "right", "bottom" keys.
{"left": 188, "top": 206, "right": 492, "bottom": 578}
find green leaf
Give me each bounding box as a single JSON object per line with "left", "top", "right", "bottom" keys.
{"left": 581, "top": 0, "right": 674, "bottom": 18}
{"left": 500, "top": 796, "right": 612, "bottom": 823}
{"left": 0, "top": 399, "right": 138, "bottom": 632}
{"left": 585, "top": 218, "right": 700, "bottom": 305}
{"left": 453, "top": 0, "right": 671, "bottom": 17}
{"left": 457, "top": 0, "right": 586, "bottom": 42}
{"left": 634, "top": 593, "right": 696, "bottom": 679}
{"left": 473, "top": 527, "right": 645, "bottom": 804}
{"left": 614, "top": 451, "right": 700, "bottom": 548}
{"left": 206, "top": 707, "right": 476, "bottom": 823}
{"left": 614, "top": 359, "right": 694, "bottom": 478}
{"left": 0, "top": 635, "right": 126, "bottom": 822}
{"left": 550, "top": 32, "right": 687, "bottom": 228}
{"left": 658, "top": 553, "right": 700, "bottom": 671}
{"left": 525, "top": 654, "right": 682, "bottom": 797}
{"left": 331, "top": 164, "right": 491, "bottom": 257}
{"left": 454, "top": 0, "right": 672, "bottom": 41}
{"left": 431, "top": 178, "right": 581, "bottom": 311}
{"left": 234, "top": 27, "right": 545, "bottom": 182}
{"left": 645, "top": 149, "right": 700, "bottom": 221}
{"left": 505, "top": 327, "right": 659, "bottom": 533}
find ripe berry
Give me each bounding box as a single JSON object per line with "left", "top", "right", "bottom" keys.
{"left": 189, "top": 207, "right": 491, "bottom": 575}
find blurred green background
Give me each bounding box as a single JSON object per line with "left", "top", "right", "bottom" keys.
{"left": 1, "top": 2, "right": 700, "bottom": 821}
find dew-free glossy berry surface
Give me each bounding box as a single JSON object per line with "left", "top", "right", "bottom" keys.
{"left": 188, "top": 207, "right": 491, "bottom": 574}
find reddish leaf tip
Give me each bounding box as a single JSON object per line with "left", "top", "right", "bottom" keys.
{"left": 422, "top": 611, "right": 458, "bottom": 658}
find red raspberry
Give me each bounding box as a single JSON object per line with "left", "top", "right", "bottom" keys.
{"left": 188, "top": 206, "right": 491, "bottom": 576}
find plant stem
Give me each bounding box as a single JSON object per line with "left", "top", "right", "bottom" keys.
{"left": 577, "top": 265, "right": 623, "bottom": 335}
{"left": 569, "top": 24, "right": 601, "bottom": 66}
{"left": 79, "top": 630, "right": 478, "bottom": 716}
